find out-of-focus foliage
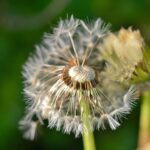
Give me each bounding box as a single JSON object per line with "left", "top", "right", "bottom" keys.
{"left": 0, "top": 0, "right": 149, "bottom": 150}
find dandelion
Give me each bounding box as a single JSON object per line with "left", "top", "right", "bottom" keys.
{"left": 100, "top": 28, "right": 144, "bottom": 83}
{"left": 20, "top": 16, "right": 139, "bottom": 140}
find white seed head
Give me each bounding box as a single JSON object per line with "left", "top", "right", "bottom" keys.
{"left": 20, "top": 16, "right": 139, "bottom": 140}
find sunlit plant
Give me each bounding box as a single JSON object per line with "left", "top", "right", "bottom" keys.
{"left": 20, "top": 16, "right": 150, "bottom": 150}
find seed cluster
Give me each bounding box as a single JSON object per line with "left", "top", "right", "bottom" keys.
{"left": 20, "top": 16, "right": 142, "bottom": 140}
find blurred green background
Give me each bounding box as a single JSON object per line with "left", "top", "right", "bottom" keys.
{"left": 0, "top": 0, "right": 150, "bottom": 150}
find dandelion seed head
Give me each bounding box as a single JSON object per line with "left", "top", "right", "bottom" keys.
{"left": 20, "top": 16, "right": 139, "bottom": 140}
{"left": 100, "top": 28, "right": 144, "bottom": 82}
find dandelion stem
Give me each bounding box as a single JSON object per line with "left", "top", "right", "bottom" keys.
{"left": 138, "top": 91, "right": 150, "bottom": 149}
{"left": 80, "top": 96, "right": 96, "bottom": 150}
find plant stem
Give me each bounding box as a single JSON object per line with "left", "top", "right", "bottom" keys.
{"left": 80, "top": 96, "right": 96, "bottom": 150}
{"left": 138, "top": 91, "right": 150, "bottom": 149}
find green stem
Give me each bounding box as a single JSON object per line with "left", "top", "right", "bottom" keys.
{"left": 138, "top": 91, "right": 150, "bottom": 149}
{"left": 80, "top": 96, "right": 96, "bottom": 150}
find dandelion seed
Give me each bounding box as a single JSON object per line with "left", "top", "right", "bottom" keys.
{"left": 20, "top": 16, "right": 139, "bottom": 140}
{"left": 19, "top": 120, "right": 38, "bottom": 140}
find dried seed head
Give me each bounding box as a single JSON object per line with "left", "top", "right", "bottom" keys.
{"left": 20, "top": 16, "right": 138, "bottom": 140}
{"left": 100, "top": 28, "right": 144, "bottom": 82}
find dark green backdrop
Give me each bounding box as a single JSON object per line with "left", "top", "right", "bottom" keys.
{"left": 0, "top": 0, "right": 149, "bottom": 149}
